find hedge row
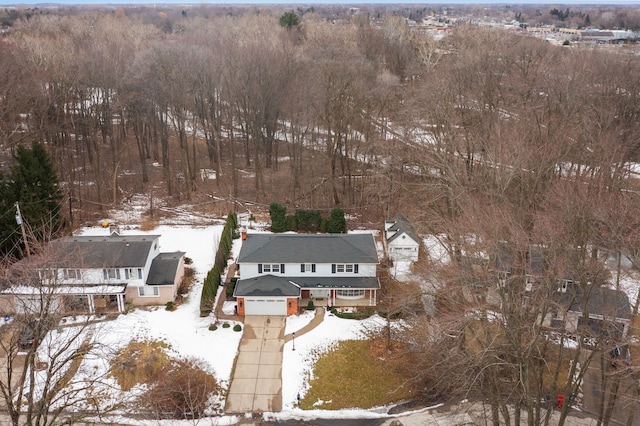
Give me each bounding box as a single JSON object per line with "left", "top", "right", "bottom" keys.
{"left": 200, "top": 213, "right": 238, "bottom": 317}
{"left": 329, "top": 308, "right": 375, "bottom": 320}
{"left": 269, "top": 203, "right": 347, "bottom": 233}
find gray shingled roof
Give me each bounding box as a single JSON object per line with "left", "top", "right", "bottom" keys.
{"left": 387, "top": 214, "right": 420, "bottom": 244}
{"left": 559, "top": 285, "right": 632, "bottom": 320}
{"left": 289, "top": 276, "right": 380, "bottom": 289}
{"left": 147, "top": 252, "right": 185, "bottom": 286}
{"left": 238, "top": 233, "right": 379, "bottom": 264}
{"left": 234, "top": 275, "right": 301, "bottom": 297}
{"left": 48, "top": 233, "right": 160, "bottom": 268}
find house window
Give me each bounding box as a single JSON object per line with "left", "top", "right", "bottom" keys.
{"left": 262, "top": 264, "right": 280, "bottom": 273}
{"left": 301, "top": 264, "right": 316, "bottom": 273}
{"left": 103, "top": 268, "right": 121, "bottom": 280}
{"left": 124, "top": 268, "right": 143, "bottom": 280}
{"left": 38, "top": 269, "right": 56, "bottom": 280}
{"left": 335, "top": 289, "right": 365, "bottom": 298}
{"left": 138, "top": 286, "right": 159, "bottom": 297}
{"left": 64, "top": 269, "right": 80, "bottom": 280}
{"left": 333, "top": 264, "right": 358, "bottom": 273}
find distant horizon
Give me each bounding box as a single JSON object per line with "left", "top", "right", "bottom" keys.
{"left": 1, "top": 0, "right": 639, "bottom": 6}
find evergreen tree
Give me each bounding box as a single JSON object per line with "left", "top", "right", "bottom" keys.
{"left": 269, "top": 202, "right": 288, "bottom": 232}
{"left": 327, "top": 208, "right": 347, "bottom": 233}
{"left": 279, "top": 11, "right": 299, "bottom": 29}
{"left": 0, "top": 142, "right": 63, "bottom": 257}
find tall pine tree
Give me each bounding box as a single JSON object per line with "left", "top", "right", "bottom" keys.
{"left": 0, "top": 142, "right": 63, "bottom": 257}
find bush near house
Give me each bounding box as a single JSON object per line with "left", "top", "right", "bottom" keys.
{"left": 269, "top": 204, "right": 347, "bottom": 233}
{"left": 140, "top": 358, "right": 221, "bottom": 419}
{"left": 200, "top": 212, "right": 237, "bottom": 316}
{"left": 233, "top": 324, "right": 242, "bottom": 332}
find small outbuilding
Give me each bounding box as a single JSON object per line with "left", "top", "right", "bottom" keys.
{"left": 384, "top": 214, "right": 420, "bottom": 262}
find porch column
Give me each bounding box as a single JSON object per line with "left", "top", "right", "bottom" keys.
{"left": 87, "top": 295, "right": 95, "bottom": 314}
{"left": 117, "top": 294, "right": 125, "bottom": 313}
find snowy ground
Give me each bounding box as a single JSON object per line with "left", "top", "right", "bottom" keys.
{"left": 43, "top": 222, "right": 399, "bottom": 425}
{"left": 37, "top": 218, "right": 640, "bottom": 425}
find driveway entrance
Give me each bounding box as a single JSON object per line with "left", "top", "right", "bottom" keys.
{"left": 225, "top": 315, "right": 285, "bottom": 413}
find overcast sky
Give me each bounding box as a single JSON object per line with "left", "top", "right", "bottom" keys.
{"left": 0, "top": 0, "right": 638, "bottom": 6}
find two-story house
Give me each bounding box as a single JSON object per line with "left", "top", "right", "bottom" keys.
{"left": 233, "top": 233, "right": 380, "bottom": 316}
{"left": 0, "top": 232, "right": 185, "bottom": 316}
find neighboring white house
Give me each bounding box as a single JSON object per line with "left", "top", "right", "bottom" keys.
{"left": 384, "top": 214, "right": 420, "bottom": 262}
{"left": 0, "top": 232, "right": 185, "bottom": 315}
{"left": 234, "top": 233, "right": 380, "bottom": 316}
{"left": 544, "top": 283, "right": 632, "bottom": 340}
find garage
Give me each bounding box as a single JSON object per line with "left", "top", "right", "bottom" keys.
{"left": 244, "top": 298, "right": 287, "bottom": 316}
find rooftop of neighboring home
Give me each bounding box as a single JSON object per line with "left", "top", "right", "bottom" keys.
{"left": 385, "top": 214, "right": 420, "bottom": 244}
{"left": 237, "top": 233, "right": 379, "bottom": 264}
{"left": 47, "top": 232, "right": 161, "bottom": 268}
{"left": 147, "top": 252, "right": 186, "bottom": 285}
{"left": 558, "top": 284, "right": 632, "bottom": 320}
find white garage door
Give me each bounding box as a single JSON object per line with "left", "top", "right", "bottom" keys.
{"left": 244, "top": 298, "right": 287, "bottom": 315}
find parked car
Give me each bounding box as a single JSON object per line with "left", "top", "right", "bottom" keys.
{"left": 18, "top": 321, "right": 37, "bottom": 349}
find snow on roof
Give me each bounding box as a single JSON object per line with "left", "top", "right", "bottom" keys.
{"left": 4, "top": 284, "right": 126, "bottom": 295}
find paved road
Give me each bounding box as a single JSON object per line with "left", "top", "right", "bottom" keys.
{"left": 582, "top": 351, "right": 640, "bottom": 426}
{"left": 226, "top": 316, "right": 285, "bottom": 413}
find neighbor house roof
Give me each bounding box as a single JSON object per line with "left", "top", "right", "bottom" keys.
{"left": 234, "top": 275, "right": 301, "bottom": 297}
{"left": 559, "top": 285, "right": 632, "bottom": 320}
{"left": 146, "top": 252, "right": 185, "bottom": 286}
{"left": 386, "top": 214, "right": 420, "bottom": 244}
{"left": 237, "top": 233, "right": 379, "bottom": 264}
{"left": 47, "top": 233, "right": 160, "bottom": 268}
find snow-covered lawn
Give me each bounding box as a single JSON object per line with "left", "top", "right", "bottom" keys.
{"left": 41, "top": 223, "right": 394, "bottom": 424}
{"left": 42, "top": 221, "right": 640, "bottom": 425}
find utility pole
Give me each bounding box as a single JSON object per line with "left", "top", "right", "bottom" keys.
{"left": 14, "top": 202, "right": 31, "bottom": 257}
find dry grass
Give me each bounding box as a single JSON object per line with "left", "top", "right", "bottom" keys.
{"left": 300, "top": 339, "right": 414, "bottom": 410}
{"left": 109, "top": 340, "right": 171, "bottom": 391}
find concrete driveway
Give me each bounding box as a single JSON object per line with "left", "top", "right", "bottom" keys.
{"left": 225, "top": 316, "right": 285, "bottom": 413}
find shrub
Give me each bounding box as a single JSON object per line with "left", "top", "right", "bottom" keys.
{"left": 307, "top": 300, "right": 315, "bottom": 310}
{"left": 295, "top": 209, "right": 322, "bottom": 231}
{"left": 140, "top": 358, "right": 221, "bottom": 419}
{"left": 184, "top": 256, "right": 193, "bottom": 265}
{"left": 233, "top": 324, "right": 242, "bottom": 332}
{"left": 286, "top": 214, "right": 297, "bottom": 231}
{"left": 222, "top": 322, "right": 231, "bottom": 328}
{"left": 208, "top": 324, "right": 217, "bottom": 331}
{"left": 269, "top": 202, "right": 288, "bottom": 232}
{"left": 165, "top": 301, "right": 175, "bottom": 311}
{"left": 232, "top": 229, "right": 241, "bottom": 239}
{"left": 226, "top": 278, "right": 237, "bottom": 298}
{"left": 332, "top": 309, "right": 375, "bottom": 320}
{"left": 327, "top": 207, "right": 347, "bottom": 233}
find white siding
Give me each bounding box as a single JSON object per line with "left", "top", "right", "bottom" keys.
{"left": 387, "top": 232, "right": 419, "bottom": 262}
{"left": 240, "top": 262, "right": 377, "bottom": 279}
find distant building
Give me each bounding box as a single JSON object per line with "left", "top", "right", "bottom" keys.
{"left": 384, "top": 214, "right": 420, "bottom": 262}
